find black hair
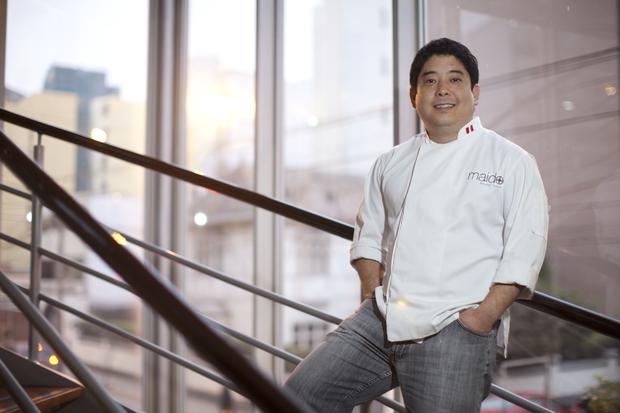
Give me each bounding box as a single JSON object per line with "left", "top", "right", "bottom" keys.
{"left": 409, "top": 38, "right": 479, "bottom": 91}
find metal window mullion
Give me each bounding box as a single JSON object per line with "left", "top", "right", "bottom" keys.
{"left": 254, "top": 0, "right": 283, "bottom": 382}
{"left": 392, "top": 0, "right": 420, "bottom": 146}
{"left": 0, "top": 0, "right": 6, "bottom": 108}
{"left": 27, "top": 135, "right": 44, "bottom": 361}
{"left": 144, "top": 0, "right": 189, "bottom": 411}
{"left": 144, "top": 1, "right": 168, "bottom": 411}
{"left": 417, "top": 0, "right": 427, "bottom": 50}
{"left": 169, "top": 1, "right": 188, "bottom": 412}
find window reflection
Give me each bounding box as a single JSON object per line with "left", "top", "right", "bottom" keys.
{"left": 282, "top": 0, "right": 394, "bottom": 359}
{"left": 427, "top": 1, "right": 620, "bottom": 410}
{"left": 2, "top": 0, "right": 148, "bottom": 410}
{"left": 185, "top": 1, "right": 256, "bottom": 411}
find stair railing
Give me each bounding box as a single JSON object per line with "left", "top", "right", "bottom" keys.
{"left": 0, "top": 127, "right": 312, "bottom": 413}
{"left": 0, "top": 350, "right": 41, "bottom": 413}
{"left": 1, "top": 108, "right": 617, "bottom": 339}
{"left": 1, "top": 108, "right": 619, "bottom": 412}
{"left": 0, "top": 268, "right": 125, "bottom": 413}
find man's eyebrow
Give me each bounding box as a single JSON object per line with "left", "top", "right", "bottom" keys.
{"left": 420, "top": 69, "right": 465, "bottom": 77}
{"left": 420, "top": 70, "right": 436, "bottom": 77}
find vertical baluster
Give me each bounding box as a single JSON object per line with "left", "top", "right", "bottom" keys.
{"left": 27, "top": 133, "right": 44, "bottom": 361}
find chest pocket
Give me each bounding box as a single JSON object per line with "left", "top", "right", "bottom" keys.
{"left": 459, "top": 170, "right": 505, "bottom": 230}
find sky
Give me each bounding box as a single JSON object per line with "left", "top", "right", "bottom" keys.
{"left": 6, "top": 0, "right": 321, "bottom": 101}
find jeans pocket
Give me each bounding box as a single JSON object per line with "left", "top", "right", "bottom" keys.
{"left": 456, "top": 318, "right": 493, "bottom": 337}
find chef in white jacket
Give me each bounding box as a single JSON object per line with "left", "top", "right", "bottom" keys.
{"left": 285, "top": 38, "right": 549, "bottom": 413}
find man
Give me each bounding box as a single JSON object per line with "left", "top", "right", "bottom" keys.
{"left": 285, "top": 38, "right": 549, "bottom": 412}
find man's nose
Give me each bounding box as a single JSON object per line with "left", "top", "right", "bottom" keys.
{"left": 437, "top": 81, "right": 450, "bottom": 96}
{"left": 437, "top": 84, "right": 449, "bottom": 96}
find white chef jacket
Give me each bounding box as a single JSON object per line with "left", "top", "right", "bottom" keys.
{"left": 350, "top": 117, "right": 549, "bottom": 356}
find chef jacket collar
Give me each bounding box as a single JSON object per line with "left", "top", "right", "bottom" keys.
{"left": 457, "top": 116, "right": 482, "bottom": 140}
{"left": 423, "top": 116, "right": 482, "bottom": 145}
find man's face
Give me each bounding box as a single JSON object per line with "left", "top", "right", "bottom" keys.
{"left": 410, "top": 54, "right": 480, "bottom": 140}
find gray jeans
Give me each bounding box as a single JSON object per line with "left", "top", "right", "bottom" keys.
{"left": 284, "top": 298, "right": 498, "bottom": 413}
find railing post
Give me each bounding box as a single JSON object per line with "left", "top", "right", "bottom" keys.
{"left": 27, "top": 133, "right": 44, "bottom": 361}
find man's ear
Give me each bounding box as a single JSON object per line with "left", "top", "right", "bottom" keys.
{"left": 409, "top": 87, "right": 417, "bottom": 109}
{"left": 473, "top": 84, "right": 480, "bottom": 106}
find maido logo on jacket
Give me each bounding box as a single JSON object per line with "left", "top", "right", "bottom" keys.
{"left": 467, "top": 171, "right": 504, "bottom": 186}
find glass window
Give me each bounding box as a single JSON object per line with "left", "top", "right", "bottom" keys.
{"left": 427, "top": 1, "right": 620, "bottom": 410}
{"left": 185, "top": 1, "right": 256, "bottom": 411}
{"left": 2, "top": 0, "right": 148, "bottom": 409}
{"left": 282, "top": 0, "right": 394, "bottom": 360}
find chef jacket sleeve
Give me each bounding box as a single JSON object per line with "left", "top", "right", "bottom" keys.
{"left": 493, "top": 153, "right": 549, "bottom": 299}
{"left": 350, "top": 155, "right": 386, "bottom": 266}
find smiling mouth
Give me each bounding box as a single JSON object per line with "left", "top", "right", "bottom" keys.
{"left": 433, "top": 103, "right": 455, "bottom": 109}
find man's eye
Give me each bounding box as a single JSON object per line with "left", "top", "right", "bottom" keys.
{"left": 451, "top": 78, "right": 462, "bottom": 83}
{"left": 425, "top": 79, "right": 436, "bottom": 84}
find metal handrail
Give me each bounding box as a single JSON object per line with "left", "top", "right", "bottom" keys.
{"left": 0, "top": 186, "right": 608, "bottom": 413}
{"left": 106, "top": 226, "right": 343, "bottom": 325}
{"left": 0, "top": 270, "right": 125, "bottom": 413}
{"left": 0, "top": 228, "right": 403, "bottom": 409}
{"left": 519, "top": 292, "right": 620, "bottom": 339}
{"left": 3, "top": 173, "right": 618, "bottom": 343}
{"left": 0, "top": 182, "right": 31, "bottom": 200}
{"left": 34, "top": 291, "right": 239, "bottom": 394}
{"left": 0, "top": 228, "right": 340, "bottom": 325}
{"left": 492, "top": 385, "right": 553, "bottom": 413}
{"left": 0, "top": 129, "right": 312, "bottom": 413}
{"left": 0, "top": 114, "right": 616, "bottom": 413}
{"left": 0, "top": 226, "right": 405, "bottom": 411}
{"left": 39, "top": 289, "right": 407, "bottom": 413}
{"left": 0, "top": 190, "right": 610, "bottom": 412}
{"left": 1, "top": 108, "right": 619, "bottom": 340}
{"left": 0, "top": 108, "right": 351, "bottom": 239}
{"left": 1, "top": 227, "right": 550, "bottom": 412}
{"left": 0, "top": 231, "right": 138, "bottom": 294}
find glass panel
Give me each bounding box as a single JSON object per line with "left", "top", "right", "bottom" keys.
{"left": 427, "top": 1, "right": 620, "bottom": 410}
{"left": 2, "top": 1, "right": 148, "bottom": 409}
{"left": 282, "top": 0, "right": 394, "bottom": 363}
{"left": 185, "top": 1, "right": 256, "bottom": 411}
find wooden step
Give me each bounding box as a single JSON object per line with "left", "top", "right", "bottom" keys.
{"left": 0, "top": 386, "right": 83, "bottom": 413}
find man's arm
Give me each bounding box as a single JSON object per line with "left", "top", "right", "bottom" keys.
{"left": 461, "top": 154, "right": 549, "bottom": 334}
{"left": 352, "top": 258, "right": 384, "bottom": 300}
{"left": 350, "top": 156, "right": 387, "bottom": 290}
{"left": 459, "top": 283, "right": 522, "bottom": 333}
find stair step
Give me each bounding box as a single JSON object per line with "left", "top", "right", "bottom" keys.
{"left": 0, "top": 386, "right": 83, "bottom": 413}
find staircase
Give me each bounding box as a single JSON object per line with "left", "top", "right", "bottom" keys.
{"left": 0, "top": 387, "right": 82, "bottom": 413}
{"left": 0, "top": 346, "right": 106, "bottom": 412}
